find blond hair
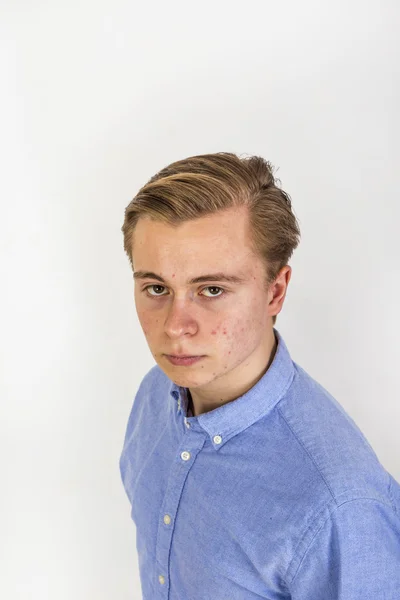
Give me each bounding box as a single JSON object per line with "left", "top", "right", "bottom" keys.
{"left": 121, "top": 152, "right": 301, "bottom": 325}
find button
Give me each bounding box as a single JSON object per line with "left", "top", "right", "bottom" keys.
{"left": 181, "top": 451, "right": 191, "bottom": 461}
{"left": 163, "top": 514, "right": 171, "bottom": 525}
{"left": 213, "top": 435, "right": 222, "bottom": 444}
{"left": 158, "top": 575, "right": 165, "bottom": 585}
{"left": 184, "top": 418, "right": 191, "bottom": 428}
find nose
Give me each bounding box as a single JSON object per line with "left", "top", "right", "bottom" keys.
{"left": 164, "top": 298, "right": 199, "bottom": 339}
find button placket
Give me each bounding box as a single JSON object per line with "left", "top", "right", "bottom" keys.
{"left": 155, "top": 432, "right": 207, "bottom": 594}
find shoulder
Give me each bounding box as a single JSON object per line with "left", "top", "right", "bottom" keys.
{"left": 129, "top": 362, "right": 172, "bottom": 404}
{"left": 277, "top": 361, "right": 392, "bottom": 505}
{"left": 122, "top": 363, "right": 171, "bottom": 433}
{"left": 276, "top": 363, "right": 400, "bottom": 592}
{"left": 137, "top": 363, "right": 169, "bottom": 394}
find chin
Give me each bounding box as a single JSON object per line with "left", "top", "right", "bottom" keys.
{"left": 169, "top": 371, "right": 209, "bottom": 388}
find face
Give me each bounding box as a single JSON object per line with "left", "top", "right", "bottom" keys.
{"left": 131, "top": 206, "right": 290, "bottom": 395}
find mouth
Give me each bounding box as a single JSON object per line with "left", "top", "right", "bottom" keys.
{"left": 165, "top": 355, "right": 205, "bottom": 366}
{"left": 167, "top": 354, "right": 200, "bottom": 358}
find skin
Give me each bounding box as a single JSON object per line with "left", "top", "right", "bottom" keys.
{"left": 131, "top": 205, "right": 292, "bottom": 417}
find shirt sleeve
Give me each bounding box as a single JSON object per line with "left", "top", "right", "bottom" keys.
{"left": 288, "top": 497, "right": 400, "bottom": 600}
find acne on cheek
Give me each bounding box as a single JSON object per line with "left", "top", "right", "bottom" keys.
{"left": 210, "top": 322, "right": 229, "bottom": 335}
{"left": 210, "top": 323, "right": 244, "bottom": 360}
{"left": 211, "top": 321, "right": 246, "bottom": 339}
{"left": 224, "top": 324, "right": 251, "bottom": 359}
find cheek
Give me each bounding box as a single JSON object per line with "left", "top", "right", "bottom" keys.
{"left": 212, "top": 309, "right": 262, "bottom": 355}
{"left": 138, "top": 310, "right": 158, "bottom": 338}
{"left": 211, "top": 318, "right": 250, "bottom": 348}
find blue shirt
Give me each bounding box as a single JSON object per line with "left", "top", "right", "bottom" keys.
{"left": 119, "top": 328, "right": 400, "bottom": 599}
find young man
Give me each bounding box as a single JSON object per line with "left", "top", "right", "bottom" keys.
{"left": 119, "top": 152, "right": 400, "bottom": 599}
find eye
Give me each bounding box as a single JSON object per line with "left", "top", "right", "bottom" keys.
{"left": 201, "top": 286, "right": 224, "bottom": 298}
{"left": 142, "top": 285, "right": 225, "bottom": 299}
{"left": 144, "top": 285, "right": 167, "bottom": 297}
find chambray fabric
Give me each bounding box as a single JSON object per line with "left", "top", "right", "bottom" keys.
{"left": 119, "top": 328, "right": 400, "bottom": 599}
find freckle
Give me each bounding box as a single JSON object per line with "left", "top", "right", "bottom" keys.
{"left": 223, "top": 330, "right": 227, "bottom": 335}
{"left": 172, "top": 273, "right": 175, "bottom": 277}
{"left": 228, "top": 351, "right": 231, "bottom": 354}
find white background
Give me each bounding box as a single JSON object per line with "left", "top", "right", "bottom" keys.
{"left": 1, "top": 1, "right": 399, "bottom": 598}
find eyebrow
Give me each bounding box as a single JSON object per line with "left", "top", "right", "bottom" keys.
{"left": 133, "top": 271, "right": 247, "bottom": 285}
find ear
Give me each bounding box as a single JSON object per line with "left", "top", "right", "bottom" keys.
{"left": 268, "top": 266, "right": 292, "bottom": 317}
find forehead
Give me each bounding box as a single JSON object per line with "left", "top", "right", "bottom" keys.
{"left": 132, "top": 207, "right": 260, "bottom": 277}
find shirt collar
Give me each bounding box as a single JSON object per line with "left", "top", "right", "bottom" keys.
{"left": 169, "top": 327, "right": 295, "bottom": 450}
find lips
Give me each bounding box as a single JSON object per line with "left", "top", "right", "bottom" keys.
{"left": 165, "top": 355, "right": 205, "bottom": 366}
